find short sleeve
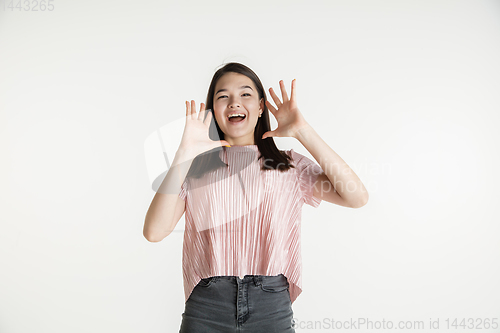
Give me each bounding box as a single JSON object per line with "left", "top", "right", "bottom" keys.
{"left": 289, "top": 149, "right": 323, "bottom": 208}
{"left": 178, "top": 177, "right": 188, "bottom": 201}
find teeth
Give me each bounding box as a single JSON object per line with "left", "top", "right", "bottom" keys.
{"left": 228, "top": 114, "right": 245, "bottom": 118}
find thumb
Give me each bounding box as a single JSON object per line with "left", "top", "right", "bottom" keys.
{"left": 220, "top": 140, "right": 232, "bottom": 147}
{"left": 262, "top": 131, "right": 274, "bottom": 140}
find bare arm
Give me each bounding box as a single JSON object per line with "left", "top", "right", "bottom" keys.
{"left": 143, "top": 149, "right": 193, "bottom": 242}
{"left": 294, "top": 125, "right": 369, "bottom": 208}
{"left": 143, "top": 100, "right": 231, "bottom": 242}
{"left": 264, "top": 79, "right": 368, "bottom": 209}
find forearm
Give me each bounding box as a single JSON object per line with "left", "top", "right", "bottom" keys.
{"left": 143, "top": 150, "right": 194, "bottom": 241}
{"left": 294, "top": 125, "right": 369, "bottom": 207}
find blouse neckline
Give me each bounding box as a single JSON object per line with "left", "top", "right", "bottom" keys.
{"left": 224, "top": 144, "right": 259, "bottom": 152}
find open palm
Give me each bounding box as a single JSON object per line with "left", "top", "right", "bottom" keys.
{"left": 179, "top": 100, "right": 230, "bottom": 157}
{"left": 262, "top": 79, "right": 310, "bottom": 140}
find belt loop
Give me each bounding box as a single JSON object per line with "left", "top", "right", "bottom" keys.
{"left": 253, "top": 275, "right": 262, "bottom": 286}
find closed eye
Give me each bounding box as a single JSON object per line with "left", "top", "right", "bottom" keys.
{"left": 217, "top": 93, "right": 251, "bottom": 99}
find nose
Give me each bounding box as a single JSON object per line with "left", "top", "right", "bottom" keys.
{"left": 228, "top": 97, "right": 241, "bottom": 109}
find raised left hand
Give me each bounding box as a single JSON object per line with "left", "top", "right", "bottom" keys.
{"left": 262, "top": 79, "right": 311, "bottom": 140}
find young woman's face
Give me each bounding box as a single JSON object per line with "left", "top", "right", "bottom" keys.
{"left": 213, "top": 72, "right": 264, "bottom": 145}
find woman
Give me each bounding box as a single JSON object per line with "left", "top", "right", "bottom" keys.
{"left": 144, "top": 62, "right": 369, "bottom": 332}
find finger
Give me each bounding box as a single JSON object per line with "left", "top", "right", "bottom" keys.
{"left": 265, "top": 100, "right": 277, "bottom": 114}
{"left": 280, "top": 80, "right": 289, "bottom": 103}
{"left": 198, "top": 103, "right": 206, "bottom": 121}
{"left": 291, "top": 79, "right": 296, "bottom": 102}
{"left": 190, "top": 100, "right": 196, "bottom": 120}
{"left": 220, "top": 140, "right": 231, "bottom": 147}
{"left": 262, "top": 130, "right": 275, "bottom": 140}
{"left": 268, "top": 87, "right": 282, "bottom": 107}
{"left": 187, "top": 100, "right": 192, "bottom": 119}
{"left": 203, "top": 109, "right": 213, "bottom": 125}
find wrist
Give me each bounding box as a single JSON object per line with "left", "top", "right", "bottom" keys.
{"left": 174, "top": 148, "right": 198, "bottom": 164}
{"left": 293, "top": 124, "right": 315, "bottom": 141}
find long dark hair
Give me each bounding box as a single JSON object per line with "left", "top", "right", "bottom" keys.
{"left": 186, "top": 62, "right": 295, "bottom": 179}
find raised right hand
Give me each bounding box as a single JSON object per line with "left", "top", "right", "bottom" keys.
{"left": 178, "top": 100, "right": 231, "bottom": 158}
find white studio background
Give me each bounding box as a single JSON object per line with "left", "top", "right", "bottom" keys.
{"left": 1, "top": 0, "right": 499, "bottom": 332}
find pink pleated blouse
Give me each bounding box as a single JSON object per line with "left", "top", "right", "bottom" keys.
{"left": 178, "top": 144, "right": 323, "bottom": 304}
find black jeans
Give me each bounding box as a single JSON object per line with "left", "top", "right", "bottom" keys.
{"left": 179, "top": 274, "right": 296, "bottom": 332}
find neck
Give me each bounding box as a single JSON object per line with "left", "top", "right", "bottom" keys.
{"left": 224, "top": 144, "right": 259, "bottom": 152}
{"left": 224, "top": 134, "right": 255, "bottom": 147}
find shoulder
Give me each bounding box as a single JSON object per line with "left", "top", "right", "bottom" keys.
{"left": 284, "top": 148, "right": 298, "bottom": 160}
{"left": 284, "top": 148, "right": 309, "bottom": 165}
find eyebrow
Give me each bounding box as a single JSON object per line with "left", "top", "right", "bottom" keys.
{"left": 215, "top": 85, "right": 254, "bottom": 95}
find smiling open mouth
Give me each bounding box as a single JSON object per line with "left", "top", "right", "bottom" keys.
{"left": 227, "top": 115, "right": 246, "bottom": 123}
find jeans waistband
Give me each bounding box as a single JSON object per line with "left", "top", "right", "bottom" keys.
{"left": 211, "top": 274, "right": 286, "bottom": 286}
